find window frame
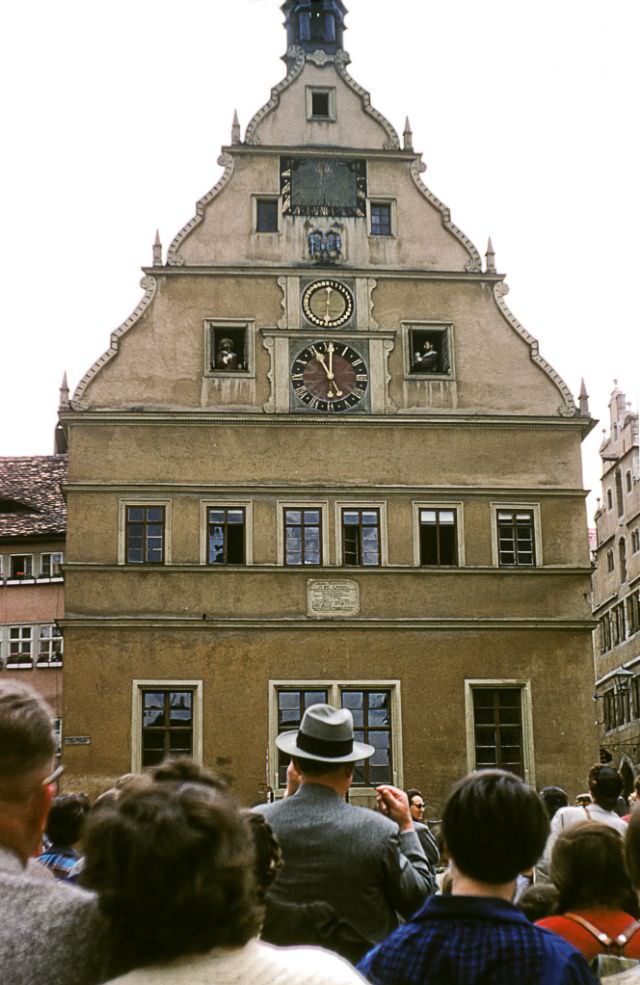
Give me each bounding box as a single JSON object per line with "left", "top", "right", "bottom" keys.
{"left": 131, "top": 679, "right": 203, "bottom": 773}
{"left": 491, "top": 502, "right": 542, "bottom": 568}
{"left": 204, "top": 318, "right": 255, "bottom": 379}
{"left": 9, "top": 554, "right": 34, "bottom": 581}
{"left": 268, "top": 679, "right": 403, "bottom": 794}
{"left": 402, "top": 321, "right": 455, "bottom": 380}
{"left": 464, "top": 679, "right": 535, "bottom": 786}
{"left": 40, "top": 551, "right": 64, "bottom": 579}
{"left": 632, "top": 529, "right": 640, "bottom": 555}
{"left": 37, "top": 624, "right": 64, "bottom": 668}
{"left": 199, "top": 500, "right": 253, "bottom": 566}
{"left": 278, "top": 501, "right": 329, "bottom": 567}
{"left": 335, "top": 501, "right": 387, "bottom": 568}
{"left": 254, "top": 196, "right": 280, "bottom": 234}
{"left": 413, "top": 501, "right": 465, "bottom": 567}
{"left": 7, "top": 625, "right": 33, "bottom": 669}
{"left": 305, "top": 86, "right": 337, "bottom": 122}
{"left": 118, "top": 499, "right": 172, "bottom": 566}
{"left": 368, "top": 200, "right": 394, "bottom": 238}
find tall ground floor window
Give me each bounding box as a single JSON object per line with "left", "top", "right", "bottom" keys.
{"left": 465, "top": 680, "right": 534, "bottom": 784}
{"left": 271, "top": 681, "right": 400, "bottom": 791}
{"left": 131, "top": 680, "right": 203, "bottom": 772}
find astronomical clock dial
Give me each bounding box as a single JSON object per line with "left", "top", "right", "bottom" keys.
{"left": 302, "top": 280, "right": 354, "bottom": 329}
{"left": 290, "top": 340, "right": 369, "bottom": 413}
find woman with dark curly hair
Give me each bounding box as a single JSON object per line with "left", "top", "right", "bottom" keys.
{"left": 536, "top": 821, "right": 640, "bottom": 962}
{"left": 82, "top": 777, "right": 365, "bottom": 984}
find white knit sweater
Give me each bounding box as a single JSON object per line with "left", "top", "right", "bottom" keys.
{"left": 105, "top": 938, "right": 367, "bottom": 985}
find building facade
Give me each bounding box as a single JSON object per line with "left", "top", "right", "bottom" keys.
{"left": 593, "top": 385, "right": 640, "bottom": 788}
{"left": 0, "top": 455, "right": 66, "bottom": 740}
{"left": 60, "top": 1, "right": 596, "bottom": 806}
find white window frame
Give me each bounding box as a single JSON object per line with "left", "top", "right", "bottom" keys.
{"left": 205, "top": 318, "right": 255, "bottom": 378}
{"left": 118, "top": 499, "right": 172, "bottom": 566}
{"left": 131, "top": 679, "right": 203, "bottom": 773}
{"left": 464, "top": 678, "right": 536, "bottom": 786}
{"left": 367, "top": 198, "right": 397, "bottom": 238}
{"left": 305, "top": 85, "right": 337, "bottom": 122}
{"left": 277, "top": 501, "right": 330, "bottom": 567}
{"left": 335, "top": 501, "right": 388, "bottom": 568}
{"left": 9, "top": 553, "right": 34, "bottom": 581}
{"left": 199, "top": 500, "right": 254, "bottom": 565}
{"left": 268, "top": 679, "right": 403, "bottom": 794}
{"left": 7, "top": 625, "right": 33, "bottom": 668}
{"left": 40, "top": 551, "right": 64, "bottom": 579}
{"left": 491, "top": 502, "right": 542, "bottom": 568}
{"left": 37, "top": 624, "right": 64, "bottom": 668}
{"left": 412, "top": 500, "right": 465, "bottom": 567}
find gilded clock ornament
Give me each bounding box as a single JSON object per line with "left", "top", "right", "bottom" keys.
{"left": 291, "top": 340, "right": 369, "bottom": 413}
{"left": 302, "top": 280, "right": 354, "bottom": 329}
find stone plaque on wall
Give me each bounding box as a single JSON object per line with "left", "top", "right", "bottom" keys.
{"left": 307, "top": 579, "right": 360, "bottom": 617}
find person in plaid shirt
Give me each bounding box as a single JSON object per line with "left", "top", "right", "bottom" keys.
{"left": 358, "top": 769, "right": 597, "bottom": 985}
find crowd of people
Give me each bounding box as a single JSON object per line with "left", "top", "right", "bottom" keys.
{"left": 3, "top": 681, "right": 640, "bottom": 984}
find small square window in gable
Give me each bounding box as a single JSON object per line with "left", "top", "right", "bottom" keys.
{"left": 306, "top": 86, "right": 335, "bottom": 121}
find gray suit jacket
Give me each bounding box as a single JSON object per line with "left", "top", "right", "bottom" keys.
{"left": 0, "top": 846, "right": 109, "bottom": 985}
{"left": 255, "top": 783, "right": 436, "bottom": 943}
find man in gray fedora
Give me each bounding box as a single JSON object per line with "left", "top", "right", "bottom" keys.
{"left": 254, "top": 704, "right": 436, "bottom": 944}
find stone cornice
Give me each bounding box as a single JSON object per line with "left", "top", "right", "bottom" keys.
{"left": 59, "top": 614, "right": 595, "bottom": 632}
{"left": 143, "top": 264, "right": 505, "bottom": 282}
{"left": 60, "top": 409, "right": 593, "bottom": 432}
{"left": 220, "top": 144, "right": 421, "bottom": 162}
{"left": 63, "top": 481, "right": 588, "bottom": 500}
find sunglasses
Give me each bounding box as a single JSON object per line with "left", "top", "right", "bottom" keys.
{"left": 43, "top": 764, "right": 65, "bottom": 787}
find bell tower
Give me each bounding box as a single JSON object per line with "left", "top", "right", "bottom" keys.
{"left": 282, "top": 0, "right": 347, "bottom": 60}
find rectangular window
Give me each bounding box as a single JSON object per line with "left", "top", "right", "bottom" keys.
{"left": 209, "top": 323, "right": 249, "bottom": 373}
{"left": 341, "top": 689, "right": 392, "bottom": 787}
{"left": 342, "top": 509, "right": 380, "bottom": 566}
{"left": 141, "top": 689, "right": 194, "bottom": 768}
{"left": 8, "top": 626, "right": 32, "bottom": 668}
{"left": 419, "top": 508, "right": 458, "bottom": 566}
{"left": 40, "top": 552, "right": 64, "bottom": 578}
{"left": 10, "top": 554, "right": 33, "bottom": 579}
{"left": 604, "top": 689, "right": 616, "bottom": 732}
{"left": 497, "top": 510, "right": 536, "bottom": 567}
{"left": 471, "top": 687, "right": 524, "bottom": 777}
{"left": 284, "top": 509, "right": 322, "bottom": 566}
{"left": 256, "top": 198, "right": 279, "bottom": 233}
{"left": 600, "top": 612, "right": 612, "bottom": 653}
{"left": 37, "top": 625, "right": 64, "bottom": 667}
{"left": 306, "top": 86, "right": 336, "bottom": 121}
{"left": 627, "top": 471, "right": 633, "bottom": 493}
{"left": 612, "top": 602, "right": 626, "bottom": 645}
{"left": 370, "top": 202, "right": 392, "bottom": 236}
{"left": 311, "top": 91, "right": 330, "bottom": 117}
{"left": 628, "top": 591, "right": 640, "bottom": 636}
{"left": 633, "top": 676, "right": 640, "bottom": 720}
{"left": 271, "top": 682, "right": 399, "bottom": 791}
{"left": 607, "top": 549, "right": 615, "bottom": 572}
{"left": 406, "top": 324, "right": 453, "bottom": 377}
{"left": 632, "top": 530, "right": 640, "bottom": 555}
{"left": 207, "top": 508, "right": 245, "bottom": 565}
{"left": 126, "top": 506, "right": 165, "bottom": 564}
{"left": 276, "top": 687, "right": 329, "bottom": 787}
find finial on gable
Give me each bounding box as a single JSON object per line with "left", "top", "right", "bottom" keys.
{"left": 578, "top": 378, "right": 590, "bottom": 416}
{"left": 153, "top": 230, "right": 163, "bottom": 267}
{"left": 282, "top": 1, "right": 347, "bottom": 67}
{"left": 232, "top": 110, "right": 241, "bottom": 145}
{"left": 485, "top": 237, "right": 496, "bottom": 274}
{"left": 403, "top": 117, "right": 413, "bottom": 152}
{"left": 59, "top": 371, "right": 70, "bottom": 410}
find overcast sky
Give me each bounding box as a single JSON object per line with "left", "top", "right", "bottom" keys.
{"left": 2, "top": 0, "right": 638, "bottom": 519}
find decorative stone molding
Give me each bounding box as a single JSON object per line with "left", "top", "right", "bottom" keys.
{"left": 494, "top": 282, "right": 577, "bottom": 417}
{"left": 367, "top": 278, "right": 379, "bottom": 330}
{"left": 409, "top": 159, "right": 482, "bottom": 272}
{"left": 72, "top": 276, "right": 158, "bottom": 405}
{"left": 244, "top": 47, "right": 307, "bottom": 145}
{"left": 262, "top": 336, "right": 276, "bottom": 413}
{"left": 167, "top": 153, "right": 235, "bottom": 265}
{"left": 334, "top": 51, "right": 400, "bottom": 151}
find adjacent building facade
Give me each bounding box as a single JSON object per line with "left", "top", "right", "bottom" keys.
{"left": 0, "top": 455, "right": 66, "bottom": 739}
{"left": 60, "top": 1, "right": 597, "bottom": 805}
{"left": 593, "top": 385, "right": 640, "bottom": 788}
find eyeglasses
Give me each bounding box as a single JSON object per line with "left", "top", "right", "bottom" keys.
{"left": 43, "top": 764, "right": 64, "bottom": 787}
{"left": 412, "top": 801, "right": 425, "bottom": 810}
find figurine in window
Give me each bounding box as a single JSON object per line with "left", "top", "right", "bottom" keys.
{"left": 413, "top": 340, "right": 439, "bottom": 373}
{"left": 215, "top": 337, "right": 240, "bottom": 371}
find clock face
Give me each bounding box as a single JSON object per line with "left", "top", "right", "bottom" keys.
{"left": 291, "top": 340, "right": 369, "bottom": 413}
{"left": 302, "top": 280, "right": 354, "bottom": 329}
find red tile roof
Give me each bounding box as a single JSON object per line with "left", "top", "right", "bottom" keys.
{"left": 0, "top": 456, "right": 67, "bottom": 540}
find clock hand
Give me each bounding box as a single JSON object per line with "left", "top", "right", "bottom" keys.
{"left": 311, "top": 345, "right": 334, "bottom": 380}
{"left": 311, "top": 345, "right": 343, "bottom": 398}
{"left": 323, "top": 287, "right": 333, "bottom": 324}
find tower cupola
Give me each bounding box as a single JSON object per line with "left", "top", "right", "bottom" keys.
{"left": 282, "top": 0, "right": 347, "bottom": 61}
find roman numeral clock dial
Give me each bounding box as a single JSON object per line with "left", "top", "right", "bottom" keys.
{"left": 290, "top": 341, "right": 369, "bottom": 413}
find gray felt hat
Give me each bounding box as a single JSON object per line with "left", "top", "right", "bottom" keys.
{"left": 276, "top": 703, "right": 375, "bottom": 764}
